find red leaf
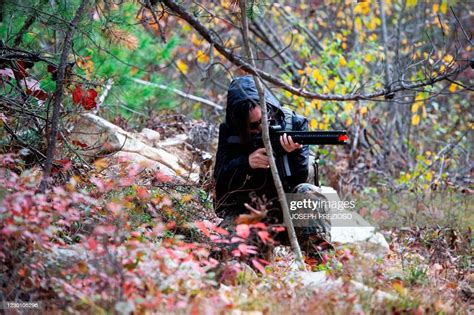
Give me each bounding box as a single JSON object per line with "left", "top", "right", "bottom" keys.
{"left": 211, "top": 225, "right": 230, "bottom": 236}
{"left": 230, "top": 236, "right": 244, "bottom": 243}
{"left": 47, "top": 64, "right": 57, "bottom": 73}
{"left": 257, "top": 230, "right": 270, "bottom": 244}
{"left": 14, "top": 60, "right": 28, "bottom": 79}
{"left": 252, "top": 259, "right": 266, "bottom": 274}
{"left": 194, "top": 221, "right": 210, "bottom": 237}
{"left": 272, "top": 226, "right": 286, "bottom": 232}
{"left": 136, "top": 186, "right": 150, "bottom": 199}
{"left": 72, "top": 85, "right": 83, "bottom": 104}
{"left": 82, "top": 89, "right": 98, "bottom": 110}
{"left": 154, "top": 171, "right": 172, "bottom": 183}
{"left": 238, "top": 243, "right": 257, "bottom": 256}
{"left": 26, "top": 88, "right": 48, "bottom": 101}
{"left": 18, "top": 267, "right": 27, "bottom": 277}
{"left": 236, "top": 224, "right": 250, "bottom": 239}
{"left": 53, "top": 158, "right": 71, "bottom": 171}
{"left": 252, "top": 222, "right": 266, "bottom": 229}
{"left": 71, "top": 140, "right": 88, "bottom": 148}
{"left": 88, "top": 238, "right": 98, "bottom": 251}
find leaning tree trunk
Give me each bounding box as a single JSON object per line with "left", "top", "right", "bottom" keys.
{"left": 239, "top": 0, "right": 306, "bottom": 270}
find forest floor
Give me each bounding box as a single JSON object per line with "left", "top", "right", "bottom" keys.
{"left": 0, "top": 112, "right": 472, "bottom": 314}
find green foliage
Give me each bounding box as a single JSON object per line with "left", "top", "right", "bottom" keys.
{"left": 0, "top": 0, "right": 181, "bottom": 122}
{"left": 404, "top": 264, "right": 428, "bottom": 286}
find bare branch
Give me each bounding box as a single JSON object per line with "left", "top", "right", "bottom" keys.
{"left": 132, "top": 78, "right": 223, "bottom": 110}
{"left": 161, "top": 0, "right": 472, "bottom": 102}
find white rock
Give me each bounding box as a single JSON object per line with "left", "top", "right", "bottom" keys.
{"left": 317, "top": 186, "right": 389, "bottom": 251}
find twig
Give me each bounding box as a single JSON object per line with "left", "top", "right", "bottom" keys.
{"left": 144, "top": 0, "right": 166, "bottom": 43}
{"left": 450, "top": 7, "right": 472, "bottom": 46}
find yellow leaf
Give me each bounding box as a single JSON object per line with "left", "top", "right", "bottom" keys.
{"left": 392, "top": 281, "right": 406, "bottom": 296}
{"left": 94, "top": 158, "right": 109, "bottom": 170}
{"left": 181, "top": 194, "right": 192, "bottom": 203}
{"left": 182, "top": 23, "right": 192, "bottom": 33}
{"left": 345, "top": 116, "right": 353, "bottom": 126}
{"left": 412, "top": 102, "right": 420, "bottom": 113}
{"left": 443, "top": 54, "right": 454, "bottom": 64}
{"left": 344, "top": 102, "right": 353, "bottom": 112}
{"left": 360, "top": 106, "right": 368, "bottom": 115}
{"left": 407, "top": 0, "right": 417, "bottom": 9}
{"left": 411, "top": 114, "right": 421, "bottom": 125}
{"left": 347, "top": 73, "right": 355, "bottom": 83}
{"left": 310, "top": 99, "right": 321, "bottom": 110}
{"left": 129, "top": 67, "right": 138, "bottom": 75}
{"left": 364, "top": 54, "right": 373, "bottom": 62}
{"left": 328, "top": 79, "right": 335, "bottom": 90}
{"left": 422, "top": 105, "right": 427, "bottom": 118}
{"left": 176, "top": 60, "right": 188, "bottom": 74}
{"left": 354, "top": 2, "right": 370, "bottom": 15}
{"left": 196, "top": 50, "right": 209, "bottom": 64}
{"left": 310, "top": 118, "right": 317, "bottom": 129}
{"left": 415, "top": 93, "right": 424, "bottom": 102}
{"left": 367, "top": 19, "right": 377, "bottom": 31}
{"left": 355, "top": 17, "right": 362, "bottom": 32}
{"left": 448, "top": 83, "right": 457, "bottom": 93}
{"left": 339, "top": 56, "right": 347, "bottom": 67}
{"left": 433, "top": 3, "right": 439, "bottom": 13}
{"left": 191, "top": 33, "right": 201, "bottom": 46}
{"left": 440, "top": 1, "right": 447, "bottom": 14}
{"left": 312, "top": 69, "right": 324, "bottom": 85}
{"left": 78, "top": 261, "right": 88, "bottom": 273}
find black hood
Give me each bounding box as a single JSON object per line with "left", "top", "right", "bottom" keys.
{"left": 225, "top": 76, "right": 283, "bottom": 127}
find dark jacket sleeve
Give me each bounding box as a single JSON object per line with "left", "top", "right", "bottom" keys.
{"left": 213, "top": 124, "right": 251, "bottom": 198}
{"left": 286, "top": 115, "right": 309, "bottom": 189}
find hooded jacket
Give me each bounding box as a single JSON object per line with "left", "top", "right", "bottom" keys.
{"left": 213, "top": 76, "right": 309, "bottom": 219}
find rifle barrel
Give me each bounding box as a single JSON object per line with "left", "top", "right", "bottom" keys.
{"left": 273, "top": 130, "right": 349, "bottom": 145}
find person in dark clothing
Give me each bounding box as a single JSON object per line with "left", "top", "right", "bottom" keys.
{"left": 213, "top": 76, "right": 331, "bottom": 254}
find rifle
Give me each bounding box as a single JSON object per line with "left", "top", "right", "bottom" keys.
{"left": 227, "top": 125, "right": 349, "bottom": 186}
{"left": 251, "top": 125, "right": 349, "bottom": 146}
